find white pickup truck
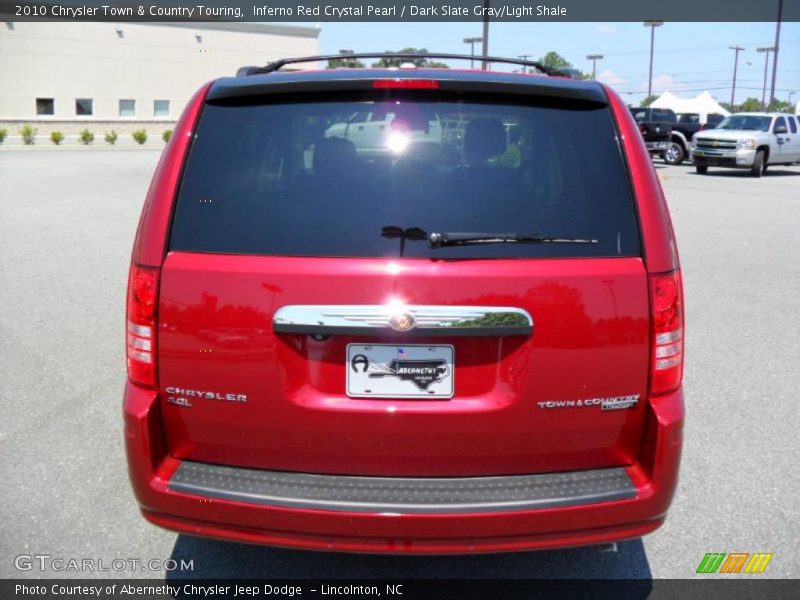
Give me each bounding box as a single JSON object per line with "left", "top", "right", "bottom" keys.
{"left": 326, "top": 108, "right": 443, "bottom": 155}
{"left": 691, "top": 112, "right": 800, "bottom": 177}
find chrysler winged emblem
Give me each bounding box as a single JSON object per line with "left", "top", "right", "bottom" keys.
{"left": 388, "top": 311, "right": 416, "bottom": 332}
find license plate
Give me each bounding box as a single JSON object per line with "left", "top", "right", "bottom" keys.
{"left": 346, "top": 344, "right": 454, "bottom": 399}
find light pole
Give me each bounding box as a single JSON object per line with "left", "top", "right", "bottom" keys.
{"left": 481, "top": 0, "right": 490, "bottom": 70}
{"left": 769, "top": 0, "right": 784, "bottom": 107}
{"left": 729, "top": 46, "right": 744, "bottom": 108}
{"left": 643, "top": 21, "right": 664, "bottom": 100}
{"left": 757, "top": 46, "right": 775, "bottom": 109}
{"left": 517, "top": 54, "right": 532, "bottom": 74}
{"left": 586, "top": 54, "right": 603, "bottom": 80}
{"left": 463, "top": 37, "right": 483, "bottom": 69}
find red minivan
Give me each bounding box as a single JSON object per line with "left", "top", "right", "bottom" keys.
{"left": 124, "top": 54, "right": 684, "bottom": 554}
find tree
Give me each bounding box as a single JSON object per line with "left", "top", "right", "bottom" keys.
{"left": 538, "top": 51, "right": 571, "bottom": 71}
{"left": 371, "top": 48, "right": 449, "bottom": 68}
{"left": 536, "top": 51, "right": 589, "bottom": 78}
{"left": 326, "top": 51, "right": 365, "bottom": 69}
{"left": 737, "top": 97, "right": 762, "bottom": 112}
{"left": 718, "top": 101, "right": 734, "bottom": 113}
{"left": 767, "top": 98, "right": 794, "bottom": 112}
{"left": 640, "top": 95, "right": 658, "bottom": 108}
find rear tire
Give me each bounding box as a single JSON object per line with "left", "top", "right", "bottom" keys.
{"left": 695, "top": 164, "right": 708, "bottom": 174}
{"left": 664, "top": 142, "right": 685, "bottom": 166}
{"left": 750, "top": 150, "right": 765, "bottom": 177}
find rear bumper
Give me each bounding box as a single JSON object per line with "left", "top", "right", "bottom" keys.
{"left": 645, "top": 140, "right": 670, "bottom": 153}
{"left": 124, "top": 380, "right": 684, "bottom": 554}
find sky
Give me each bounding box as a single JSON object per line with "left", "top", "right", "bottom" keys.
{"left": 306, "top": 21, "right": 800, "bottom": 106}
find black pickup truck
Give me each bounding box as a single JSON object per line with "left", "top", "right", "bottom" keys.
{"left": 668, "top": 113, "right": 726, "bottom": 165}
{"left": 630, "top": 108, "right": 727, "bottom": 165}
{"left": 629, "top": 107, "right": 675, "bottom": 161}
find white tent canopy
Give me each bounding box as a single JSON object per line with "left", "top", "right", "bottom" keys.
{"left": 650, "top": 91, "right": 731, "bottom": 121}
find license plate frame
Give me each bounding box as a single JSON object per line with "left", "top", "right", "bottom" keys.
{"left": 346, "top": 344, "right": 455, "bottom": 399}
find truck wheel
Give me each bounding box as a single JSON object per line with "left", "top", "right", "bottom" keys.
{"left": 750, "top": 150, "right": 765, "bottom": 178}
{"left": 695, "top": 164, "right": 708, "bottom": 174}
{"left": 664, "top": 142, "right": 685, "bottom": 165}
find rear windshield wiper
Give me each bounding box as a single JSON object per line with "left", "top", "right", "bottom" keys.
{"left": 427, "top": 232, "right": 598, "bottom": 248}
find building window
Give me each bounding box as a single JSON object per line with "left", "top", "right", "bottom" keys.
{"left": 154, "top": 100, "right": 170, "bottom": 118}
{"left": 76, "top": 98, "right": 93, "bottom": 116}
{"left": 119, "top": 99, "right": 135, "bottom": 117}
{"left": 36, "top": 98, "right": 54, "bottom": 116}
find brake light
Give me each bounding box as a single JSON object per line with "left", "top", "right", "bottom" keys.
{"left": 649, "top": 270, "right": 684, "bottom": 395}
{"left": 373, "top": 79, "right": 440, "bottom": 89}
{"left": 126, "top": 264, "right": 160, "bottom": 388}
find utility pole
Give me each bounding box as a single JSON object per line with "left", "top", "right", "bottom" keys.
{"left": 586, "top": 54, "right": 603, "bottom": 80}
{"left": 757, "top": 46, "right": 775, "bottom": 109}
{"left": 769, "top": 0, "right": 784, "bottom": 107}
{"left": 729, "top": 46, "right": 745, "bottom": 108}
{"left": 518, "top": 54, "right": 532, "bottom": 74}
{"left": 463, "top": 37, "right": 483, "bottom": 69}
{"left": 481, "top": 0, "right": 489, "bottom": 70}
{"left": 643, "top": 21, "right": 664, "bottom": 99}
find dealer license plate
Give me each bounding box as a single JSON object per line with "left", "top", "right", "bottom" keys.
{"left": 346, "top": 344, "right": 454, "bottom": 399}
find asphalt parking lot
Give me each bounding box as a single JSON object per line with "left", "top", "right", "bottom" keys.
{"left": 1, "top": 149, "right": 798, "bottom": 580}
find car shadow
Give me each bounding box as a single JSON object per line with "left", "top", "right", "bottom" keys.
{"left": 165, "top": 534, "right": 653, "bottom": 581}
{"left": 692, "top": 168, "right": 800, "bottom": 177}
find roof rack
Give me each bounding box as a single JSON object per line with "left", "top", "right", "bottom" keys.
{"left": 236, "top": 53, "right": 564, "bottom": 77}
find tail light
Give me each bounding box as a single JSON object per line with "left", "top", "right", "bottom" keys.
{"left": 126, "top": 264, "right": 160, "bottom": 388}
{"left": 649, "top": 270, "right": 684, "bottom": 395}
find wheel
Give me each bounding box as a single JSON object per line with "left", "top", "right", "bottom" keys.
{"left": 750, "top": 150, "right": 765, "bottom": 177}
{"left": 664, "top": 142, "right": 685, "bottom": 165}
{"left": 695, "top": 164, "right": 708, "bottom": 174}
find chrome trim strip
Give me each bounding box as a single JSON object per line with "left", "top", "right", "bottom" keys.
{"left": 655, "top": 342, "right": 681, "bottom": 358}
{"left": 129, "top": 350, "right": 152, "bottom": 363}
{"left": 127, "top": 336, "right": 152, "bottom": 352}
{"left": 273, "top": 305, "right": 533, "bottom": 337}
{"left": 655, "top": 329, "right": 682, "bottom": 345}
{"left": 655, "top": 356, "right": 681, "bottom": 370}
{"left": 127, "top": 322, "right": 152, "bottom": 338}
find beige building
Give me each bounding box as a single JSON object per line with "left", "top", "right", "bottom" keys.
{"left": 0, "top": 21, "right": 320, "bottom": 139}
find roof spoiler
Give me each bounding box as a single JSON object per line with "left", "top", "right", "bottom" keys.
{"left": 236, "top": 52, "right": 566, "bottom": 77}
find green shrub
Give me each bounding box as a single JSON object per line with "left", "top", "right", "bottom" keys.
{"left": 162, "top": 129, "right": 172, "bottom": 143}
{"left": 132, "top": 129, "right": 147, "bottom": 145}
{"left": 104, "top": 130, "right": 118, "bottom": 145}
{"left": 79, "top": 129, "right": 94, "bottom": 145}
{"left": 20, "top": 124, "right": 37, "bottom": 145}
{"left": 0, "top": 128, "right": 7, "bottom": 144}
{"left": 50, "top": 131, "right": 65, "bottom": 145}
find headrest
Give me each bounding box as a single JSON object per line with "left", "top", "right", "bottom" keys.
{"left": 464, "top": 118, "right": 507, "bottom": 162}
{"left": 313, "top": 136, "right": 357, "bottom": 178}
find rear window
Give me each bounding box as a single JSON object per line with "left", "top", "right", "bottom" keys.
{"left": 170, "top": 92, "right": 639, "bottom": 259}
{"left": 630, "top": 108, "right": 676, "bottom": 124}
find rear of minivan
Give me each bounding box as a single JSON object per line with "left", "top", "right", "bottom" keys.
{"left": 124, "top": 68, "right": 684, "bottom": 553}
